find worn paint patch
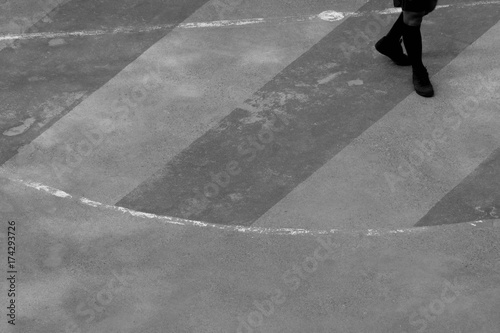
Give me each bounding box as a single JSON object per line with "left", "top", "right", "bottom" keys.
{"left": 238, "top": 104, "right": 267, "bottom": 125}
{"left": 48, "top": 38, "right": 65, "bottom": 46}
{"left": 229, "top": 193, "right": 244, "bottom": 202}
{"left": 348, "top": 79, "right": 364, "bottom": 86}
{"left": 3, "top": 117, "right": 36, "bottom": 136}
{"left": 239, "top": 91, "right": 306, "bottom": 125}
{"left": 241, "top": 49, "right": 283, "bottom": 65}
{"left": 318, "top": 10, "right": 345, "bottom": 22}
{"left": 38, "top": 91, "right": 87, "bottom": 127}
{"left": 28, "top": 76, "right": 46, "bottom": 82}
{"left": 317, "top": 71, "right": 346, "bottom": 85}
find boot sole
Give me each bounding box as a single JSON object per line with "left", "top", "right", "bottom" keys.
{"left": 415, "top": 90, "right": 434, "bottom": 97}
{"left": 413, "top": 74, "right": 435, "bottom": 98}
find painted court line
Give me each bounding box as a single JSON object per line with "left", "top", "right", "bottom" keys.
{"left": 4, "top": 175, "right": 497, "bottom": 236}
{"left": 0, "top": 1, "right": 498, "bottom": 41}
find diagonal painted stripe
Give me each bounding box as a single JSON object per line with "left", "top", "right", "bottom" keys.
{"left": 0, "top": 0, "right": 213, "bottom": 165}
{"left": 416, "top": 147, "right": 500, "bottom": 226}
{"left": 116, "top": 0, "right": 500, "bottom": 226}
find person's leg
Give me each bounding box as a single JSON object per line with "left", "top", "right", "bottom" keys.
{"left": 401, "top": 0, "right": 438, "bottom": 70}
{"left": 386, "top": 12, "right": 406, "bottom": 42}
{"left": 376, "top": 0, "right": 436, "bottom": 96}
{"left": 375, "top": 12, "right": 410, "bottom": 66}
{"left": 402, "top": 9, "right": 434, "bottom": 97}
{"left": 402, "top": 11, "right": 425, "bottom": 70}
{"left": 375, "top": 0, "right": 437, "bottom": 66}
{"left": 427, "top": 0, "right": 438, "bottom": 14}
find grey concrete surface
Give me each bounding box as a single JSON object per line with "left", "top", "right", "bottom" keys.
{"left": 1, "top": 179, "right": 500, "bottom": 333}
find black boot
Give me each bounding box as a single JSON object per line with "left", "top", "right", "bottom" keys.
{"left": 375, "top": 37, "right": 411, "bottom": 66}
{"left": 375, "top": 13, "right": 410, "bottom": 66}
{"left": 403, "top": 23, "right": 434, "bottom": 97}
{"left": 412, "top": 67, "right": 434, "bottom": 97}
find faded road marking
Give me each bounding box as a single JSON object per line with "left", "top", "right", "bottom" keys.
{"left": 1, "top": 1, "right": 499, "bottom": 41}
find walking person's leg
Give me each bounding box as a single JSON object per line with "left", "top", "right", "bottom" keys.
{"left": 376, "top": 0, "right": 438, "bottom": 97}
{"left": 375, "top": 11, "right": 410, "bottom": 66}
{"left": 402, "top": 0, "right": 438, "bottom": 97}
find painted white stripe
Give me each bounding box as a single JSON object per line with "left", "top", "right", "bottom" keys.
{"left": 1, "top": 1, "right": 498, "bottom": 41}
{"left": 13, "top": 179, "right": 72, "bottom": 198}
{"left": 5, "top": 176, "right": 497, "bottom": 236}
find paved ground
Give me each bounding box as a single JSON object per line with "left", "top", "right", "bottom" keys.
{"left": 0, "top": 0, "right": 499, "bottom": 332}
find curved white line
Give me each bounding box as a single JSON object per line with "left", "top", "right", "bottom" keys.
{"left": 5, "top": 177, "right": 497, "bottom": 236}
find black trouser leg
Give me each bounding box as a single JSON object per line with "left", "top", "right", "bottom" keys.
{"left": 402, "top": 23, "right": 425, "bottom": 71}
{"left": 402, "top": 20, "right": 434, "bottom": 97}
{"left": 386, "top": 12, "right": 405, "bottom": 42}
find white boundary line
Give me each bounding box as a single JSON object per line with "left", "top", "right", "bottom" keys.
{"left": 0, "top": 1, "right": 499, "bottom": 41}
{"left": 4, "top": 176, "right": 497, "bottom": 236}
